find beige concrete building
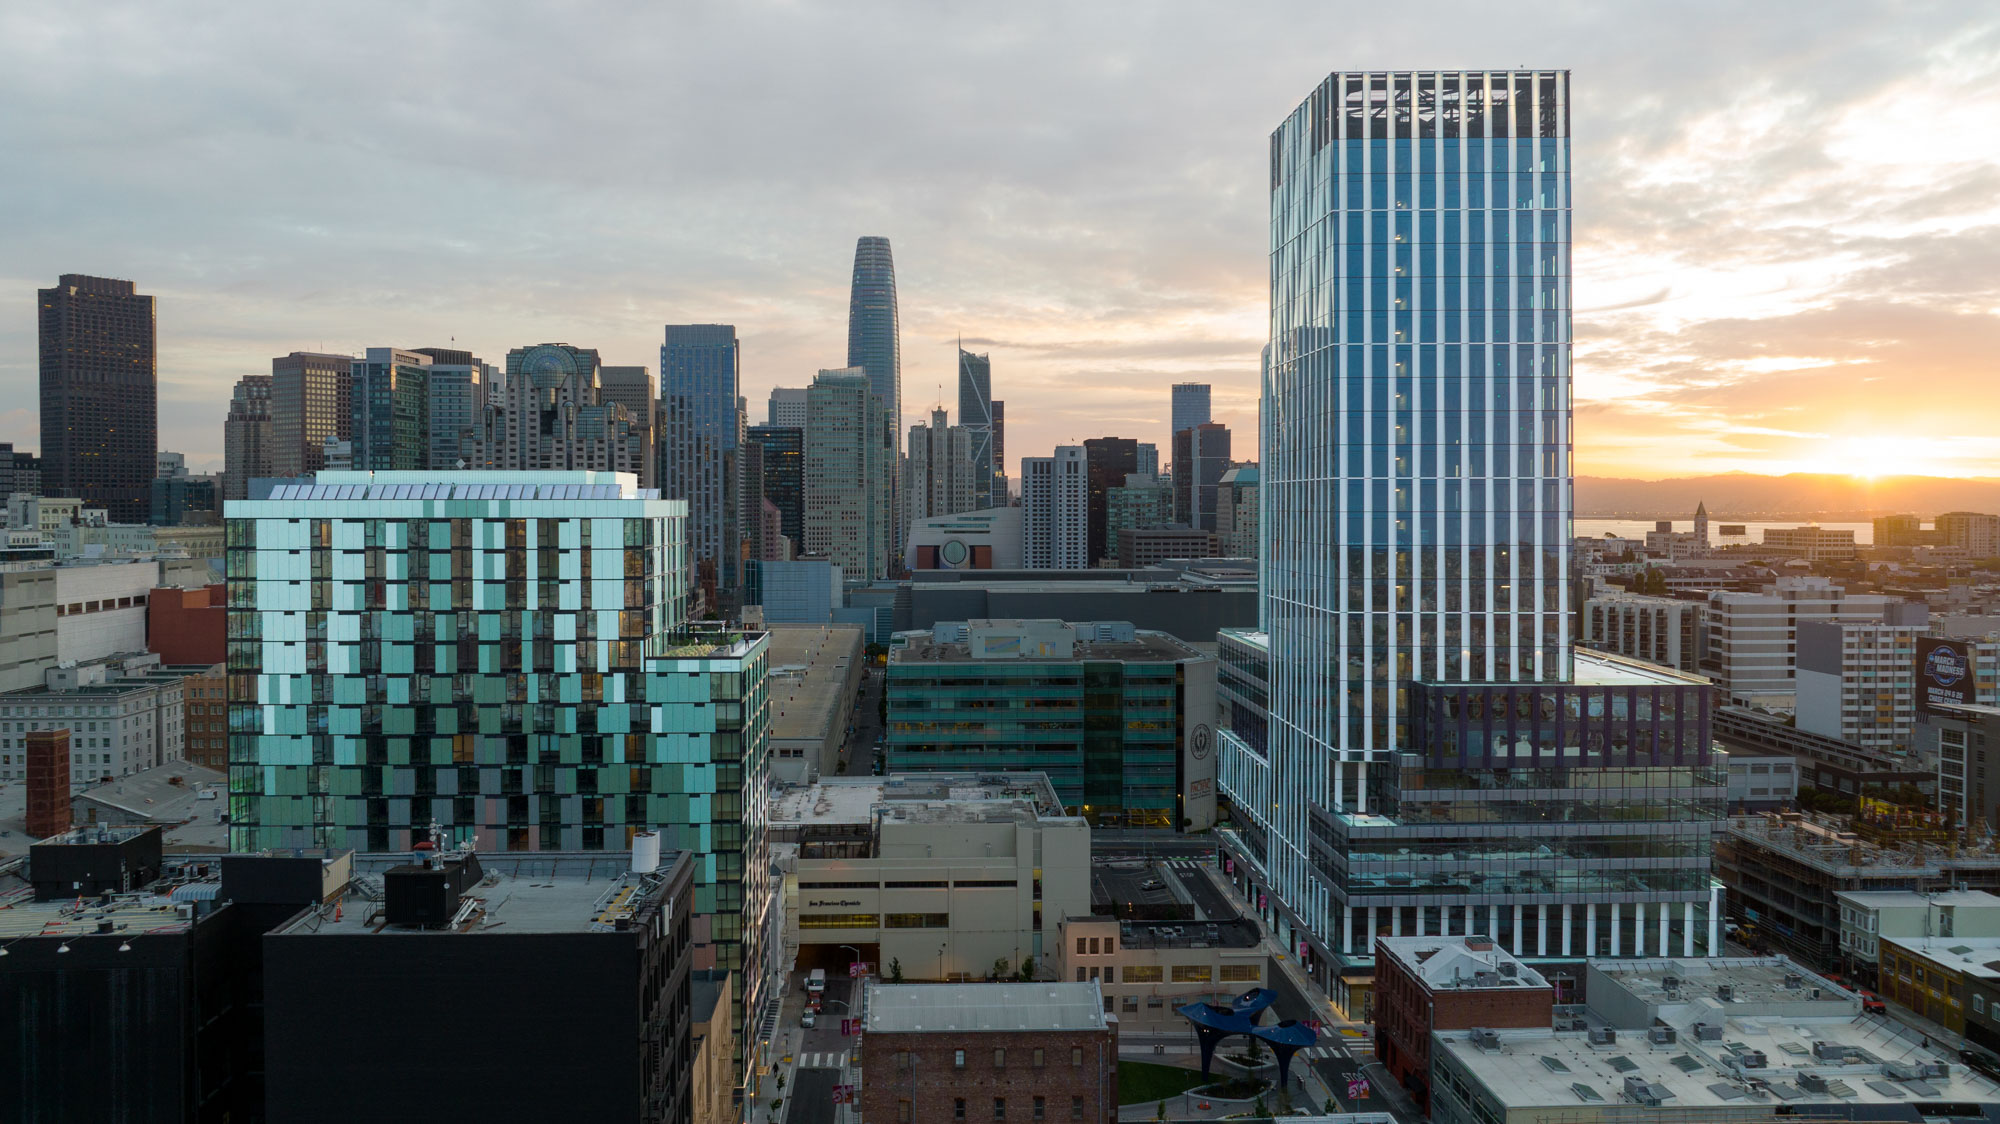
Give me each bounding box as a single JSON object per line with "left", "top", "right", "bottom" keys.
{"left": 1055, "top": 914, "right": 1267, "bottom": 1028}
{"left": 770, "top": 773, "right": 1088, "bottom": 980}
{"left": 766, "top": 623, "right": 864, "bottom": 783}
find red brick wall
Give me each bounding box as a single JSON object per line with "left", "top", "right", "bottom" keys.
{"left": 148, "top": 584, "right": 226, "bottom": 666}
{"left": 26, "top": 729, "right": 72, "bottom": 839}
{"left": 860, "top": 1028, "right": 1118, "bottom": 1124}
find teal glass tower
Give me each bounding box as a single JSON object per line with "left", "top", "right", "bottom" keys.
{"left": 224, "top": 470, "right": 773, "bottom": 1022}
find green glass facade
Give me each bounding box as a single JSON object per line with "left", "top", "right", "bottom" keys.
{"left": 884, "top": 623, "right": 1214, "bottom": 827}
{"left": 223, "top": 470, "right": 771, "bottom": 1033}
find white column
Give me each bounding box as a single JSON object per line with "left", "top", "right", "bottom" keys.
{"left": 1357, "top": 760, "right": 1368, "bottom": 814}
{"left": 1392, "top": 906, "right": 1403, "bottom": 937}
{"left": 1708, "top": 885, "right": 1721, "bottom": 954}
{"left": 1538, "top": 907, "right": 1549, "bottom": 956}
{"left": 1656, "top": 903, "right": 1668, "bottom": 957}
{"left": 1341, "top": 904, "right": 1352, "bottom": 955}
{"left": 1488, "top": 904, "right": 1500, "bottom": 944}
{"left": 1610, "top": 903, "right": 1622, "bottom": 957}
{"left": 1683, "top": 902, "right": 1696, "bottom": 958}
{"left": 1587, "top": 905, "right": 1598, "bottom": 957}
{"left": 1512, "top": 904, "right": 1525, "bottom": 955}
{"left": 1562, "top": 904, "right": 1573, "bottom": 957}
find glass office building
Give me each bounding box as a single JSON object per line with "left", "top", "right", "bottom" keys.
{"left": 1219, "top": 71, "right": 1722, "bottom": 1003}
{"left": 660, "top": 325, "right": 744, "bottom": 611}
{"left": 885, "top": 619, "right": 1216, "bottom": 828}
{"left": 224, "top": 471, "right": 772, "bottom": 1012}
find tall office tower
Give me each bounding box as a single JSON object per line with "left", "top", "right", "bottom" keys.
{"left": 767, "top": 387, "right": 809, "bottom": 428}
{"left": 1082, "top": 438, "right": 1139, "bottom": 565}
{"left": 659, "top": 326, "right": 744, "bottom": 613}
{"left": 1171, "top": 421, "right": 1232, "bottom": 530}
{"left": 38, "top": 274, "right": 157, "bottom": 521}
{"left": 1218, "top": 72, "right": 1721, "bottom": 994}
{"left": 411, "top": 347, "right": 492, "bottom": 472}
{"left": 991, "top": 400, "right": 1007, "bottom": 501}
{"left": 846, "top": 237, "right": 902, "bottom": 566}
{"left": 225, "top": 470, "right": 772, "bottom": 1044}
{"left": 1136, "top": 442, "right": 1160, "bottom": 478}
{"left": 905, "top": 409, "right": 977, "bottom": 529}
{"left": 957, "top": 348, "right": 999, "bottom": 508}
{"left": 221, "top": 374, "right": 273, "bottom": 502}
{"left": 1171, "top": 383, "right": 1211, "bottom": 444}
{"left": 804, "top": 368, "right": 888, "bottom": 580}
{"left": 598, "top": 365, "right": 657, "bottom": 487}
{"left": 0, "top": 443, "right": 41, "bottom": 498}
{"left": 349, "top": 348, "right": 431, "bottom": 471}
{"left": 745, "top": 425, "right": 804, "bottom": 549}
{"left": 270, "top": 351, "right": 355, "bottom": 478}
{"left": 740, "top": 434, "right": 767, "bottom": 565}
{"left": 1021, "top": 446, "right": 1089, "bottom": 569}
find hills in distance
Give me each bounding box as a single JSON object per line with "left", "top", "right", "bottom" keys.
{"left": 1576, "top": 473, "right": 2000, "bottom": 520}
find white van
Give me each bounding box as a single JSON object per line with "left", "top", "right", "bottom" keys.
{"left": 807, "top": 968, "right": 827, "bottom": 997}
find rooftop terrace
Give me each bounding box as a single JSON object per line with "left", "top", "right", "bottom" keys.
{"left": 277, "top": 851, "right": 681, "bottom": 937}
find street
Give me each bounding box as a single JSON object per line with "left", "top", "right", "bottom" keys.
{"left": 839, "top": 667, "right": 883, "bottom": 776}
{"left": 784, "top": 1067, "right": 839, "bottom": 1124}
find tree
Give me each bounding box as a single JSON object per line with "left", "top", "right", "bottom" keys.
{"left": 1156, "top": 1099, "right": 1167, "bottom": 1123}
{"left": 993, "top": 957, "right": 1011, "bottom": 980}
{"left": 1251, "top": 1094, "right": 1267, "bottom": 1119}
{"left": 1017, "top": 957, "right": 1035, "bottom": 981}
{"left": 889, "top": 957, "right": 904, "bottom": 983}
{"left": 1324, "top": 1098, "right": 1339, "bottom": 1115}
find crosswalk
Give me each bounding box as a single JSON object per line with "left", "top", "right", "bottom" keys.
{"left": 796, "top": 1051, "right": 851, "bottom": 1069}
{"left": 1301, "top": 1045, "right": 1347, "bottom": 1060}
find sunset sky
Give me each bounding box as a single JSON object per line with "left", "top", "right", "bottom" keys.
{"left": 2, "top": 2, "right": 1996, "bottom": 481}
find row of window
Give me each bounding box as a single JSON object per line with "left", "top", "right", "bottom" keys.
{"left": 908, "top": 1096, "right": 1080, "bottom": 1123}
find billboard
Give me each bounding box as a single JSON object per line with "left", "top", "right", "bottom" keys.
{"left": 1919, "top": 637, "right": 1975, "bottom": 713}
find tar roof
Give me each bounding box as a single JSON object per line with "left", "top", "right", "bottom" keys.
{"left": 277, "top": 851, "right": 682, "bottom": 937}
{"left": 767, "top": 625, "right": 864, "bottom": 744}
{"left": 769, "top": 773, "right": 1067, "bottom": 826}
{"left": 864, "top": 982, "right": 1108, "bottom": 1034}
{"left": 1377, "top": 935, "right": 1550, "bottom": 990}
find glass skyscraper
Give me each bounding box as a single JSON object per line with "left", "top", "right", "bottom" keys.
{"left": 1219, "top": 71, "right": 1721, "bottom": 1009}
{"left": 957, "top": 347, "right": 999, "bottom": 509}
{"left": 660, "top": 325, "right": 744, "bottom": 611}
{"left": 847, "top": 237, "right": 902, "bottom": 566}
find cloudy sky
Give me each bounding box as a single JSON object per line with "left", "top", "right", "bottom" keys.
{"left": 3, "top": 2, "right": 1997, "bottom": 480}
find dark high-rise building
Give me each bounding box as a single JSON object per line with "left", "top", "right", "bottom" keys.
{"left": 221, "top": 373, "right": 273, "bottom": 502}
{"left": 746, "top": 424, "right": 804, "bottom": 548}
{"left": 957, "top": 347, "right": 998, "bottom": 508}
{"left": 38, "top": 274, "right": 156, "bottom": 521}
{"left": 349, "top": 348, "right": 430, "bottom": 471}
{"left": 1172, "top": 421, "right": 1231, "bottom": 531}
{"left": 1171, "top": 383, "right": 1212, "bottom": 444}
{"left": 270, "top": 351, "right": 355, "bottom": 478}
{"left": 598, "top": 365, "right": 656, "bottom": 487}
{"left": 660, "top": 326, "right": 743, "bottom": 613}
{"left": 846, "top": 237, "right": 901, "bottom": 560}
{"left": 991, "top": 399, "right": 1006, "bottom": 501}
{"left": 1082, "top": 437, "right": 1139, "bottom": 565}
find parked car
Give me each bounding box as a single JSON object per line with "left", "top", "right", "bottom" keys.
{"left": 801, "top": 1010, "right": 817, "bottom": 1028}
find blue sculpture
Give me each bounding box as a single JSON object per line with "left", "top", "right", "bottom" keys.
{"left": 1177, "top": 987, "right": 1319, "bottom": 1088}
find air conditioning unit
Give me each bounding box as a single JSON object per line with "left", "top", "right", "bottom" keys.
{"left": 1717, "top": 984, "right": 1735, "bottom": 1001}
{"left": 1799, "top": 1073, "right": 1828, "bottom": 1093}
{"left": 1693, "top": 1022, "right": 1723, "bottom": 1042}
{"left": 1648, "top": 1026, "right": 1677, "bottom": 1045}
{"left": 1498, "top": 961, "right": 1519, "bottom": 978}
{"left": 1736, "top": 1050, "right": 1767, "bottom": 1069}
{"left": 1783, "top": 972, "right": 1804, "bottom": 989}
{"left": 1588, "top": 1027, "right": 1617, "bottom": 1045}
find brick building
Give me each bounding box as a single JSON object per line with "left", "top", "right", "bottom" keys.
{"left": 146, "top": 584, "right": 225, "bottom": 666}
{"left": 1374, "top": 934, "right": 1554, "bottom": 1115}
{"left": 181, "top": 667, "right": 227, "bottom": 770}
{"left": 25, "top": 729, "right": 72, "bottom": 839}
{"left": 859, "top": 981, "right": 1118, "bottom": 1124}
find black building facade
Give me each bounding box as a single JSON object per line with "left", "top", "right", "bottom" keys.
{"left": 39, "top": 274, "right": 157, "bottom": 522}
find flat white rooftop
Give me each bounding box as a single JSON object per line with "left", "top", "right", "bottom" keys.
{"left": 864, "top": 981, "right": 1108, "bottom": 1034}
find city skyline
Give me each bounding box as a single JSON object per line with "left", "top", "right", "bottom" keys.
{"left": 4, "top": 5, "right": 1998, "bottom": 483}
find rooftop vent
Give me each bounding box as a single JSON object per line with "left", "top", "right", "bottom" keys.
{"left": 1693, "top": 1022, "right": 1723, "bottom": 1042}
{"left": 1735, "top": 1050, "right": 1768, "bottom": 1069}
{"left": 1474, "top": 970, "right": 1500, "bottom": 987}
{"left": 1717, "top": 984, "right": 1735, "bottom": 1002}
{"left": 1812, "top": 1041, "right": 1850, "bottom": 1063}
{"left": 1498, "top": 961, "right": 1519, "bottom": 978}
{"left": 1662, "top": 974, "right": 1681, "bottom": 989}
{"left": 1588, "top": 1027, "right": 1617, "bottom": 1046}
{"left": 1648, "top": 1026, "right": 1678, "bottom": 1045}
{"left": 1464, "top": 934, "right": 1495, "bottom": 951}
{"left": 1467, "top": 1028, "right": 1501, "bottom": 1050}
{"left": 1624, "top": 1077, "right": 1671, "bottom": 1106}
{"left": 1783, "top": 972, "right": 1805, "bottom": 989}
{"left": 1799, "top": 1073, "right": 1829, "bottom": 1093}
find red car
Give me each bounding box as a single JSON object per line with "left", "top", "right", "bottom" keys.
{"left": 1858, "top": 990, "right": 1887, "bottom": 1015}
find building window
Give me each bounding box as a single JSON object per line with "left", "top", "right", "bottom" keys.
{"left": 1125, "top": 965, "right": 1163, "bottom": 983}
{"left": 1071, "top": 1047, "right": 1083, "bottom": 1066}
{"left": 955, "top": 1050, "right": 966, "bottom": 1068}
{"left": 956, "top": 1100, "right": 967, "bottom": 1121}
{"left": 899, "top": 1101, "right": 912, "bottom": 1124}
{"left": 1172, "top": 965, "right": 1213, "bottom": 983}
{"left": 994, "top": 1048, "right": 1006, "bottom": 1068}
{"left": 1032, "top": 1048, "right": 1045, "bottom": 1067}
{"left": 1071, "top": 1097, "right": 1084, "bottom": 1120}
{"left": 994, "top": 1098, "right": 1006, "bottom": 1122}
{"left": 1076, "top": 936, "right": 1087, "bottom": 955}
{"left": 1033, "top": 1097, "right": 1046, "bottom": 1121}
{"left": 1088, "top": 937, "right": 1100, "bottom": 954}
{"left": 1220, "top": 964, "right": 1261, "bottom": 983}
